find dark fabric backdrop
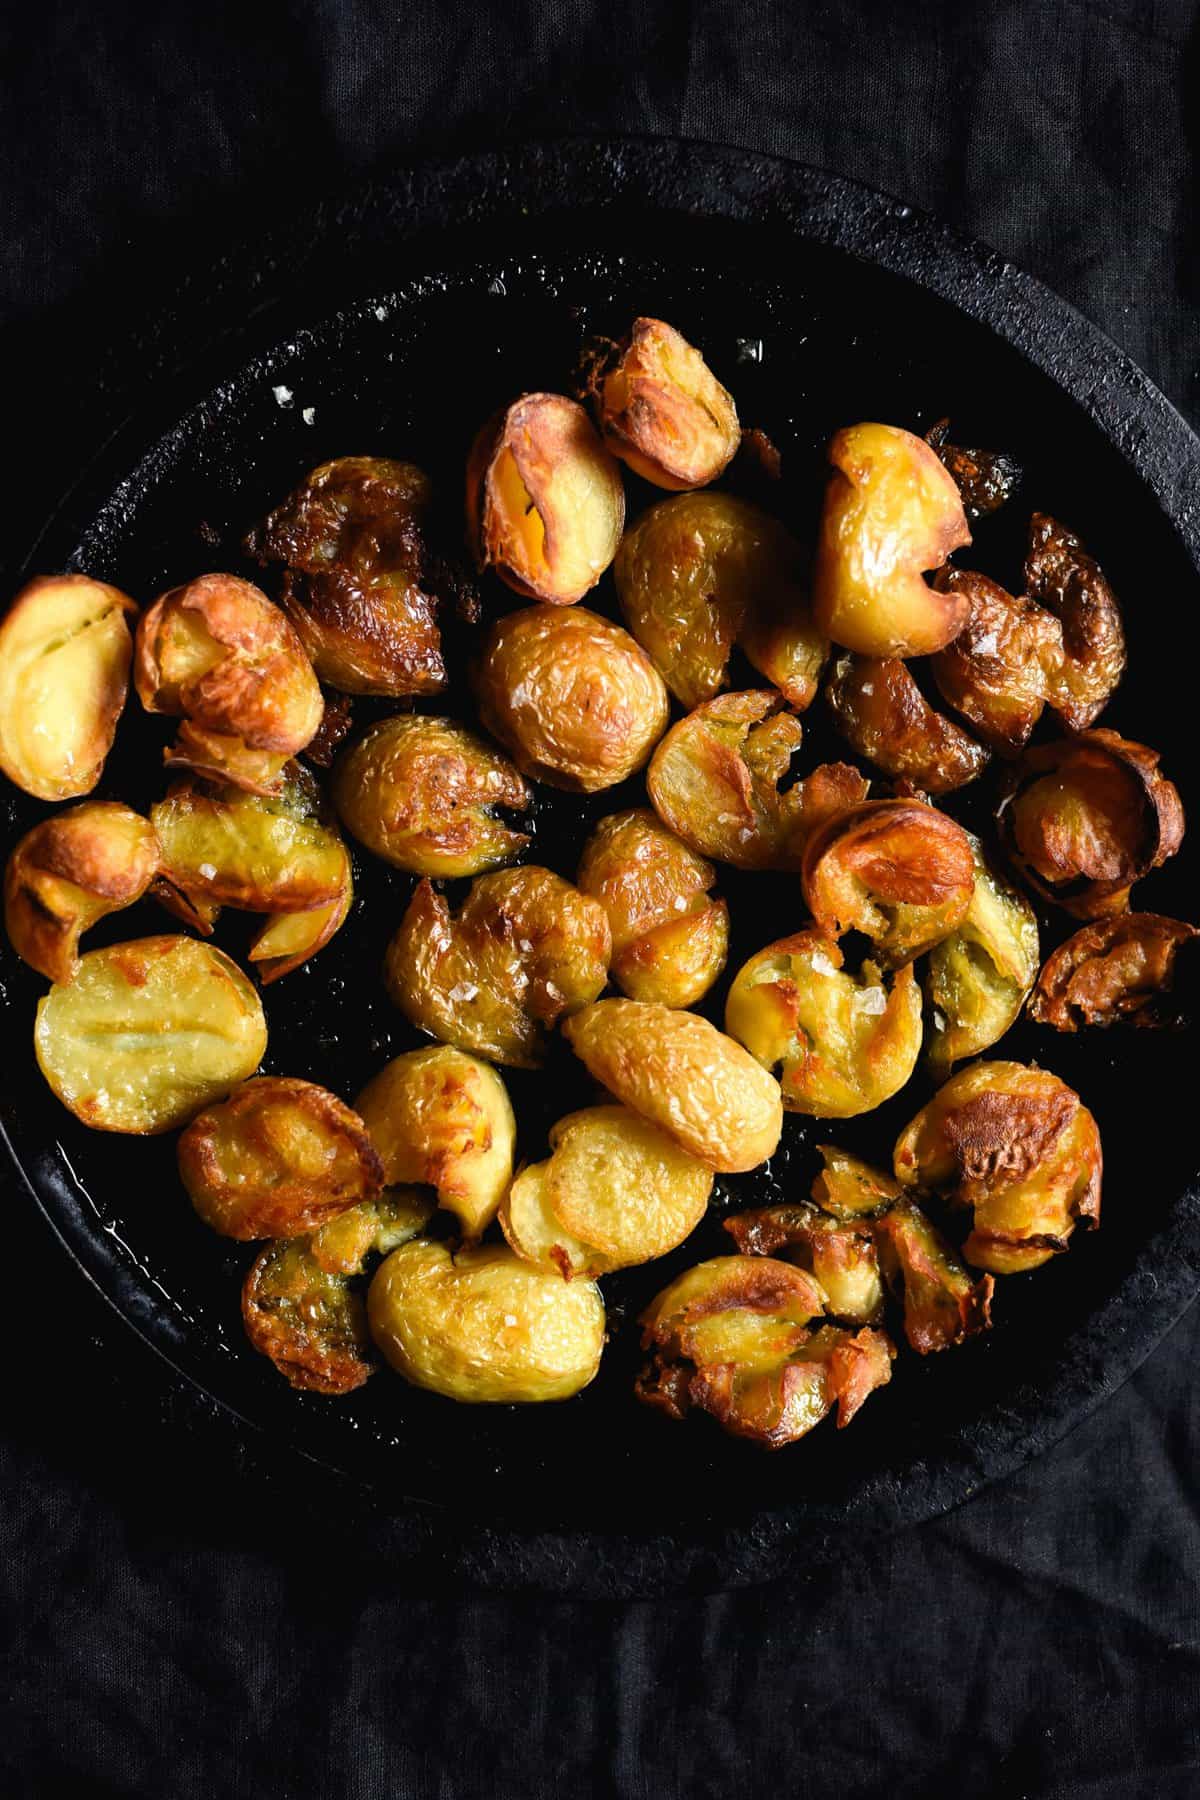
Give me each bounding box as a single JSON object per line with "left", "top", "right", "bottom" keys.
{"left": 2, "top": 4, "right": 1199, "bottom": 1796}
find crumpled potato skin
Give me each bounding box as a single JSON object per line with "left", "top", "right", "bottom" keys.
{"left": 874, "top": 1199, "right": 994, "bottom": 1354}
{"left": 1025, "top": 513, "right": 1126, "bottom": 731}
{"left": 589, "top": 317, "right": 740, "bottom": 490}
{"left": 332, "top": 714, "right": 530, "bottom": 875}
{"left": 931, "top": 569, "right": 1064, "bottom": 755}
{"left": 725, "top": 1203, "right": 885, "bottom": 1326}
{"left": 802, "top": 799, "right": 976, "bottom": 966}
{"left": 244, "top": 456, "right": 446, "bottom": 696}
{"left": 0, "top": 574, "right": 135, "bottom": 801}
{"left": 924, "top": 832, "right": 1040, "bottom": 1078}
{"left": 562, "top": 998, "right": 783, "bottom": 1173}
{"left": 825, "top": 651, "right": 989, "bottom": 792}
{"left": 925, "top": 420, "right": 1022, "bottom": 520}
{"left": 812, "top": 422, "right": 972, "bottom": 658}
{"left": 367, "top": 1239, "right": 605, "bottom": 1403}
{"left": 4, "top": 802, "right": 160, "bottom": 983}
{"left": 1029, "top": 913, "right": 1197, "bottom": 1030}
{"left": 475, "top": 605, "right": 669, "bottom": 793}
{"left": 243, "top": 1238, "right": 375, "bottom": 1395}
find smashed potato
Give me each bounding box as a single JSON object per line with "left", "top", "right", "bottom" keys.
{"left": 332, "top": 713, "right": 529, "bottom": 875}
{"left": 802, "top": 799, "right": 976, "bottom": 965}
{"left": 588, "top": 317, "right": 740, "bottom": 490}
{"left": 811, "top": 1144, "right": 904, "bottom": 1218}
{"left": 466, "top": 393, "right": 624, "bottom": 604}
{"left": 812, "top": 422, "right": 971, "bottom": 657}
{"left": 4, "top": 802, "right": 159, "bottom": 984}
{"left": 500, "top": 1163, "right": 613, "bottom": 1281}
{"left": 0, "top": 574, "right": 135, "bottom": 801}
{"left": 925, "top": 419, "right": 1022, "bottom": 520}
{"left": 243, "top": 1237, "right": 374, "bottom": 1394}
{"left": 367, "top": 1239, "right": 605, "bottom": 1402}
{"left": 1029, "top": 913, "right": 1197, "bottom": 1031}
{"left": 725, "top": 1204, "right": 884, "bottom": 1326}
{"left": 824, "top": 651, "right": 989, "bottom": 792}
{"left": 562, "top": 998, "right": 783, "bottom": 1172}
{"left": 1026, "top": 513, "right": 1126, "bottom": 731}
{"left": 875, "top": 1198, "right": 993, "bottom": 1353}
{"left": 35, "top": 936, "right": 267, "bottom": 1134}
{"left": 924, "top": 833, "right": 1039, "bottom": 1077}
{"left": 385, "top": 867, "right": 610, "bottom": 1068}
{"left": 931, "top": 570, "right": 1064, "bottom": 755}
{"left": 246, "top": 849, "right": 353, "bottom": 984}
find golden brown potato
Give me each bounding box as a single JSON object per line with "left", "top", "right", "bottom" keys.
{"left": 1025, "top": 513, "right": 1126, "bottom": 731}
{"left": 246, "top": 850, "right": 353, "bottom": 985}
{"left": 35, "top": 936, "right": 267, "bottom": 1134}
{"left": 500, "top": 1163, "right": 614, "bottom": 1281}
{"left": 0, "top": 574, "right": 135, "bottom": 801}
{"left": 134, "top": 574, "right": 323, "bottom": 795}
{"left": 894, "top": 1060, "right": 1102, "bottom": 1274}
{"left": 724, "top": 931, "right": 922, "bottom": 1118}
{"left": 931, "top": 569, "right": 1064, "bottom": 755}
{"left": 367, "top": 1239, "right": 605, "bottom": 1403}
{"left": 332, "top": 713, "right": 530, "bottom": 875}
{"left": 810, "top": 1144, "right": 905, "bottom": 1218}
{"left": 306, "top": 1186, "right": 435, "bottom": 1273}
{"left": 812, "top": 422, "right": 971, "bottom": 657}
{"left": 466, "top": 393, "right": 624, "bottom": 604}
{"left": 997, "top": 730, "right": 1184, "bottom": 918}
{"left": 242, "top": 1237, "right": 374, "bottom": 1394}
{"left": 588, "top": 317, "right": 739, "bottom": 490}
{"left": 802, "top": 799, "right": 976, "bottom": 965}
{"left": 576, "top": 808, "right": 728, "bottom": 1007}
{"left": 824, "top": 651, "right": 989, "bottom": 792}
{"left": 385, "top": 867, "right": 610, "bottom": 1069}
{"left": 875, "top": 1198, "right": 993, "bottom": 1353}
{"left": 244, "top": 456, "right": 446, "bottom": 696}
{"left": 725, "top": 1204, "right": 884, "bottom": 1325}
{"left": 4, "top": 802, "right": 159, "bottom": 984}
{"left": 925, "top": 419, "right": 1022, "bottom": 520}
{"left": 561, "top": 998, "right": 783, "bottom": 1172}
{"left": 647, "top": 689, "right": 869, "bottom": 870}
{"left": 354, "top": 1046, "right": 516, "bottom": 1238}
{"left": 1028, "top": 913, "right": 1197, "bottom": 1031}
{"left": 474, "top": 605, "right": 669, "bottom": 792}
{"left": 924, "top": 832, "right": 1040, "bottom": 1078}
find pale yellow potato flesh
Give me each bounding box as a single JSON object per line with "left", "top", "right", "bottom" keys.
{"left": 545, "top": 1104, "right": 711, "bottom": 1263}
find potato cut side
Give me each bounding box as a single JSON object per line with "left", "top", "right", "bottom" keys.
{"left": 151, "top": 778, "right": 347, "bottom": 914}
{"left": 545, "top": 1105, "right": 712, "bottom": 1263}
{"left": 500, "top": 1163, "right": 612, "bottom": 1279}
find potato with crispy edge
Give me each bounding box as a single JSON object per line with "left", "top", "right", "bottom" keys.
{"left": 725, "top": 1204, "right": 884, "bottom": 1326}
{"left": 385, "top": 867, "right": 610, "bottom": 1069}
{"left": 246, "top": 846, "right": 353, "bottom": 985}
{"left": 811, "top": 1144, "right": 905, "bottom": 1218}
{"left": 924, "top": 832, "right": 1039, "bottom": 1078}
{"left": 1025, "top": 513, "right": 1126, "bottom": 731}
{"left": 931, "top": 569, "right": 1064, "bottom": 755}
{"left": 332, "top": 713, "right": 530, "bottom": 875}
{"left": 562, "top": 998, "right": 783, "bottom": 1173}
{"left": 725, "top": 930, "right": 922, "bottom": 1118}
{"left": 475, "top": 604, "right": 669, "bottom": 793}
{"left": 875, "top": 1198, "right": 994, "bottom": 1354}
{"left": 576, "top": 808, "right": 728, "bottom": 1007}
{"left": 812, "top": 422, "right": 971, "bottom": 657}
{"left": 354, "top": 1046, "right": 516, "bottom": 1238}
{"left": 588, "top": 318, "right": 740, "bottom": 490}
{"left": 134, "top": 574, "right": 323, "bottom": 795}
{"left": 368, "top": 1239, "right": 605, "bottom": 1403}
{"left": 5, "top": 802, "right": 159, "bottom": 984}
{"left": 0, "top": 574, "right": 135, "bottom": 801}
{"left": 35, "top": 936, "right": 267, "bottom": 1134}
{"left": 466, "top": 393, "right": 624, "bottom": 604}
{"left": 500, "top": 1164, "right": 614, "bottom": 1281}
{"left": 925, "top": 419, "right": 1022, "bottom": 520}
{"left": 802, "top": 799, "right": 976, "bottom": 966}
{"left": 546, "top": 1105, "right": 711, "bottom": 1266}
{"left": 1029, "top": 913, "right": 1198, "bottom": 1031}
{"left": 825, "top": 652, "right": 989, "bottom": 792}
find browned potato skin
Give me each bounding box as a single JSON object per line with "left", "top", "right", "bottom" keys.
{"left": 925, "top": 420, "right": 1022, "bottom": 520}
{"left": 931, "top": 569, "right": 1064, "bottom": 756}
{"left": 998, "top": 730, "right": 1185, "bottom": 919}
{"left": 247, "top": 851, "right": 353, "bottom": 985}
{"left": 725, "top": 1204, "right": 885, "bottom": 1326}
{"left": 244, "top": 456, "right": 446, "bottom": 696}
{"left": 179, "top": 1076, "right": 384, "bottom": 1240}
{"left": 875, "top": 1199, "right": 993, "bottom": 1354}
{"left": 801, "top": 799, "right": 976, "bottom": 965}
{"left": 590, "top": 318, "right": 740, "bottom": 490}
{"left": 1029, "top": 913, "right": 1197, "bottom": 1030}
{"left": 813, "top": 423, "right": 972, "bottom": 658}
{"left": 151, "top": 766, "right": 346, "bottom": 917}
{"left": 1025, "top": 513, "right": 1126, "bottom": 731}
{"left": 4, "top": 802, "right": 159, "bottom": 983}
{"left": 385, "top": 867, "right": 611, "bottom": 1068}
{"left": 242, "top": 1238, "right": 374, "bottom": 1394}
{"left": 825, "top": 652, "right": 989, "bottom": 792}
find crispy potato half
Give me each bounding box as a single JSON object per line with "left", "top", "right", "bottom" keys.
{"left": 246, "top": 848, "right": 353, "bottom": 985}
{"left": 725, "top": 1203, "right": 884, "bottom": 1326}
{"left": 802, "top": 799, "right": 976, "bottom": 965}
{"left": 243, "top": 1237, "right": 374, "bottom": 1395}
{"left": 4, "top": 802, "right": 159, "bottom": 984}
{"left": 875, "top": 1197, "right": 993, "bottom": 1353}
{"left": 924, "top": 832, "right": 1039, "bottom": 1078}
{"left": 931, "top": 569, "right": 1064, "bottom": 756}
{"left": 925, "top": 419, "right": 1022, "bottom": 520}
{"left": 812, "top": 422, "right": 971, "bottom": 658}
{"left": 466, "top": 393, "right": 624, "bottom": 604}
{"left": 1029, "top": 913, "right": 1197, "bottom": 1031}
{"left": 562, "top": 998, "right": 783, "bottom": 1173}
{"left": 824, "top": 651, "right": 989, "bottom": 792}
{"left": 1025, "top": 512, "right": 1126, "bottom": 731}
{"left": 368, "top": 1239, "right": 605, "bottom": 1403}
{"left": 589, "top": 317, "right": 740, "bottom": 490}
{"left": 35, "top": 936, "right": 267, "bottom": 1134}
{"left": 0, "top": 574, "right": 135, "bottom": 801}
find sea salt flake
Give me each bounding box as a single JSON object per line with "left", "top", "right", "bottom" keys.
{"left": 301, "top": 406, "right": 316, "bottom": 426}
{"left": 859, "top": 986, "right": 888, "bottom": 1016}
{"left": 272, "top": 385, "right": 294, "bottom": 408}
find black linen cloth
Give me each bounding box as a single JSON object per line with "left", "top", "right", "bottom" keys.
{"left": 2, "top": 4, "right": 1199, "bottom": 1795}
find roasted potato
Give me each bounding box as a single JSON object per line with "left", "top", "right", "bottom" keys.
{"left": 332, "top": 713, "right": 530, "bottom": 875}
{"left": 474, "top": 604, "right": 669, "bottom": 792}
{"left": 354, "top": 1046, "right": 516, "bottom": 1238}
{"left": 930, "top": 570, "right": 1064, "bottom": 755}
{"left": 367, "top": 1239, "right": 605, "bottom": 1402}
{"left": 724, "top": 931, "right": 922, "bottom": 1118}
{"left": 725, "top": 1203, "right": 884, "bottom": 1326}
{"left": 824, "top": 652, "right": 989, "bottom": 792}
{"left": 307, "top": 1186, "right": 436, "bottom": 1273}
{"left": 35, "top": 936, "right": 267, "bottom": 1134}
{"left": 576, "top": 808, "right": 728, "bottom": 1007}
{"left": 997, "top": 730, "right": 1184, "bottom": 918}
{"left": 242, "top": 1237, "right": 374, "bottom": 1394}
{"left": 1025, "top": 513, "right": 1126, "bottom": 731}
{"left": 802, "top": 799, "right": 976, "bottom": 965}
{"left": 810, "top": 1143, "right": 905, "bottom": 1218}
{"left": 925, "top": 419, "right": 1022, "bottom": 520}
{"left": 4, "top": 802, "right": 159, "bottom": 984}
{"left": 0, "top": 574, "right": 135, "bottom": 801}
{"left": 246, "top": 851, "right": 353, "bottom": 985}
{"left": 875, "top": 1198, "right": 993, "bottom": 1353}
{"left": 466, "top": 393, "right": 624, "bottom": 604}
{"left": 587, "top": 317, "right": 740, "bottom": 490}
{"left": 385, "top": 867, "right": 610, "bottom": 1068}
{"left": 812, "top": 422, "right": 971, "bottom": 658}
{"left": 1028, "top": 913, "right": 1197, "bottom": 1030}
{"left": 244, "top": 455, "right": 446, "bottom": 696}
{"left": 500, "top": 1163, "right": 613, "bottom": 1281}
{"left": 924, "top": 832, "right": 1040, "bottom": 1077}
{"left": 561, "top": 998, "right": 783, "bottom": 1172}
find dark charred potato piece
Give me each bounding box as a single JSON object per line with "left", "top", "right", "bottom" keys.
{"left": 1025, "top": 513, "right": 1126, "bottom": 731}
{"left": 825, "top": 652, "right": 989, "bottom": 792}
{"left": 466, "top": 393, "right": 624, "bottom": 604}
{"left": 998, "top": 730, "right": 1184, "bottom": 918}
{"left": 242, "top": 1237, "right": 374, "bottom": 1394}
{"left": 930, "top": 569, "right": 1064, "bottom": 755}
{"left": 725, "top": 1204, "right": 884, "bottom": 1325}
{"left": 875, "top": 1198, "right": 993, "bottom": 1353}
{"left": 303, "top": 691, "right": 355, "bottom": 768}
{"left": 802, "top": 799, "right": 976, "bottom": 965}
{"left": 385, "top": 867, "right": 610, "bottom": 1069}
{"left": 1029, "top": 913, "right": 1197, "bottom": 1030}
{"left": 244, "top": 456, "right": 445, "bottom": 696}
{"left": 4, "top": 802, "right": 159, "bottom": 983}
{"left": 134, "top": 574, "right": 323, "bottom": 795}
{"left": 811, "top": 1144, "right": 905, "bottom": 1219}
{"left": 0, "top": 575, "right": 135, "bottom": 801}
{"left": 813, "top": 423, "right": 971, "bottom": 657}
{"left": 589, "top": 317, "right": 739, "bottom": 490}
{"left": 475, "top": 604, "right": 669, "bottom": 792}
{"left": 924, "top": 832, "right": 1039, "bottom": 1078}
{"left": 332, "top": 713, "right": 530, "bottom": 875}
{"left": 247, "top": 850, "right": 353, "bottom": 985}
{"left": 925, "top": 419, "right": 1022, "bottom": 519}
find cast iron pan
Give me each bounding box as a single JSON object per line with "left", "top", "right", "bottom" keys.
{"left": 3, "top": 139, "right": 1199, "bottom": 1592}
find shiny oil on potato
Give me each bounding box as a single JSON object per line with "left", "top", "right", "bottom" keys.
{"left": 4, "top": 802, "right": 160, "bottom": 984}
{"left": 242, "top": 1237, "right": 375, "bottom": 1395}
{"left": 931, "top": 569, "right": 1064, "bottom": 755}
{"left": 246, "top": 846, "right": 353, "bottom": 985}
{"left": 1029, "top": 912, "right": 1198, "bottom": 1031}
{"left": 824, "top": 651, "right": 989, "bottom": 793}
{"left": 802, "top": 798, "right": 976, "bottom": 965}
{"left": 588, "top": 318, "right": 740, "bottom": 490}
{"left": 924, "top": 832, "right": 1039, "bottom": 1078}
